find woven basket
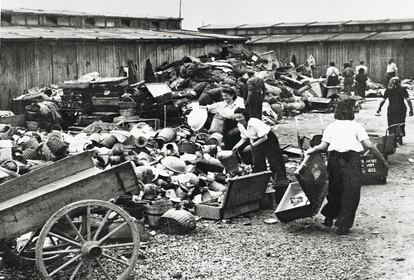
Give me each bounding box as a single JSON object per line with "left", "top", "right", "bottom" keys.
{"left": 118, "top": 96, "right": 137, "bottom": 110}
{"left": 21, "top": 148, "right": 38, "bottom": 160}
{"left": 177, "top": 140, "right": 199, "bottom": 154}
{"left": 101, "top": 135, "right": 118, "bottom": 149}
{"left": 21, "top": 137, "right": 40, "bottom": 150}
{"left": 159, "top": 208, "right": 196, "bottom": 234}
{"left": 46, "top": 136, "right": 67, "bottom": 155}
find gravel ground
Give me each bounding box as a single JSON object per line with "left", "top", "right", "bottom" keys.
{"left": 1, "top": 98, "right": 413, "bottom": 280}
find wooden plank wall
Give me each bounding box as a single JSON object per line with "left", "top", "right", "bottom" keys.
{"left": 0, "top": 40, "right": 238, "bottom": 110}
{"left": 247, "top": 40, "right": 414, "bottom": 84}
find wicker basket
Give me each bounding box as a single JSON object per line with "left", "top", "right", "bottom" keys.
{"left": 101, "top": 135, "right": 118, "bottom": 148}
{"left": 177, "top": 140, "right": 199, "bottom": 154}
{"left": 159, "top": 208, "right": 196, "bottom": 234}
{"left": 46, "top": 136, "right": 67, "bottom": 155}
{"left": 118, "top": 96, "right": 137, "bottom": 110}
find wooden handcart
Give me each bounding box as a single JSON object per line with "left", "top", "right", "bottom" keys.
{"left": 0, "top": 151, "right": 141, "bottom": 280}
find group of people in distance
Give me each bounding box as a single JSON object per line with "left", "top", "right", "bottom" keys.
{"left": 325, "top": 60, "right": 369, "bottom": 97}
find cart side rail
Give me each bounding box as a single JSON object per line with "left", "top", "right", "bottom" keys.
{"left": 0, "top": 151, "right": 94, "bottom": 204}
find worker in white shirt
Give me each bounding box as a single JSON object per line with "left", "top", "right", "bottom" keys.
{"left": 203, "top": 86, "right": 245, "bottom": 149}
{"left": 232, "top": 108, "right": 288, "bottom": 188}
{"left": 307, "top": 98, "right": 388, "bottom": 235}
{"left": 386, "top": 58, "right": 398, "bottom": 83}
{"left": 355, "top": 61, "right": 368, "bottom": 76}
{"left": 325, "top": 62, "right": 340, "bottom": 86}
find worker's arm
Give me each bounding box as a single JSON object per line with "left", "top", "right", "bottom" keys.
{"left": 251, "top": 134, "right": 268, "bottom": 148}
{"left": 361, "top": 139, "right": 389, "bottom": 170}
{"left": 405, "top": 98, "right": 413, "bottom": 116}
{"left": 232, "top": 138, "right": 248, "bottom": 152}
{"left": 306, "top": 141, "right": 329, "bottom": 154}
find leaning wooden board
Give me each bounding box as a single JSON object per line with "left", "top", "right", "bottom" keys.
{"left": 0, "top": 151, "right": 139, "bottom": 240}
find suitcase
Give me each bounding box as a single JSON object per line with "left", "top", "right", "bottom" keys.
{"left": 195, "top": 171, "right": 272, "bottom": 220}
{"left": 275, "top": 153, "right": 328, "bottom": 223}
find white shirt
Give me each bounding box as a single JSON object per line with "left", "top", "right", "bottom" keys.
{"left": 355, "top": 65, "right": 368, "bottom": 74}
{"left": 207, "top": 97, "right": 245, "bottom": 119}
{"left": 326, "top": 66, "right": 339, "bottom": 77}
{"left": 386, "top": 62, "right": 398, "bottom": 73}
{"left": 322, "top": 120, "right": 369, "bottom": 152}
{"left": 238, "top": 118, "right": 270, "bottom": 143}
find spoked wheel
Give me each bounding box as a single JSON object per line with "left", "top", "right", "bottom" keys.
{"left": 0, "top": 229, "right": 64, "bottom": 267}
{"left": 35, "top": 200, "right": 140, "bottom": 280}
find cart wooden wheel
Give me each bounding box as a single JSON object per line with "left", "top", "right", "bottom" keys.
{"left": 35, "top": 200, "right": 140, "bottom": 280}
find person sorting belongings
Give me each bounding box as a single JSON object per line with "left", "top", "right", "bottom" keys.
{"left": 246, "top": 75, "right": 265, "bottom": 119}
{"left": 202, "top": 86, "right": 245, "bottom": 149}
{"left": 232, "top": 108, "right": 288, "bottom": 186}
{"left": 377, "top": 76, "right": 413, "bottom": 143}
{"left": 307, "top": 98, "right": 388, "bottom": 235}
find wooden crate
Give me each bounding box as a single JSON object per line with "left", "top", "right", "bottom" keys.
{"left": 195, "top": 171, "right": 271, "bottom": 220}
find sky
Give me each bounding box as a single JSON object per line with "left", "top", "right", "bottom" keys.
{"left": 2, "top": 0, "right": 414, "bottom": 30}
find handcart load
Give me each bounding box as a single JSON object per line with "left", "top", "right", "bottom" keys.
{"left": 275, "top": 153, "right": 328, "bottom": 223}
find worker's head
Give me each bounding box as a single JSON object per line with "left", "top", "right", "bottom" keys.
{"left": 388, "top": 58, "right": 394, "bottom": 64}
{"left": 221, "top": 86, "right": 237, "bottom": 104}
{"left": 329, "top": 62, "right": 335, "bottom": 67}
{"left": 334, "top": 98, "right": 356, "bottom": 120}
{"left": 388, "top": 77, "right": 401, "bottom": 89}
{"left": 234, "top": 108, "right": 250, "bottom": 124}
{"left": 359, "top": 61, "right": 365, "bottom": 65}
{"left": 358, "top": 68, "right": 365, "bottom": 74}
{"left": 344, "top": 63, "right": 350, "bottom": 68}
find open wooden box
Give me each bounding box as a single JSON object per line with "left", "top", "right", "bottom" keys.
{"left": 195, "top": 171, "right": 271, "bottom": 220}
{"left": 275, "top": 153, "right": 328, "bottom": 223}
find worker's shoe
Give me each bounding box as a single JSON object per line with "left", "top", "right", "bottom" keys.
{"left": 323, "top": 217, "right": 334, "bottom": 227}
{"left": 336, "top": 227, "right": 350, "bottom": 235}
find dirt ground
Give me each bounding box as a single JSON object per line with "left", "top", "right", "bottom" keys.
{"left": 1, "top": 98, "right": 413, "bottom": 280}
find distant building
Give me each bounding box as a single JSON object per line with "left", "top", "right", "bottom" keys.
{"left": 199, "top": 19, "right": 414, "bottom": 82}
{"left": 0, "top": 8, "right": 246, "bottom": 109}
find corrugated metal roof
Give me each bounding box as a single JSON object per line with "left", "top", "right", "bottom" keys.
{"left": 276, "top": 22, "right": 315, "bottom": 27}
{"left": 288, "top": 33, "right": 339, "bottom": 43}
{"left": 345, "top": 19, "right": 388, "bottom": 25}
{"left": 385, "top": 18, "right": 414, "bottom": 24}
{"left": 365, "top": 31, "right": 414, "bottom": 40}
{"left": 236, "top": 23, "right": 281, "bottom": 29}
{"left": 198, "top": 24, "right": 246, "bottom": 30}
{"left": 325, "top": 32, "right": 377, "bottom": 41}
{"left": 1, "top": 8, "right": 180, "bottom": 20}
{"left": 404, "top": 32, "right": 414, "bottom": 39}
{"left": 308, "top": 21, "right": 350, "bottom": 26}
{"left": 248, "top": 34, "right": 302, "bottom": 44}
{"left": 245, "top": 35, "right": 271, "bottom": 43}
{"left": 0, "top": 26, "right": 246, "bottom": 41}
